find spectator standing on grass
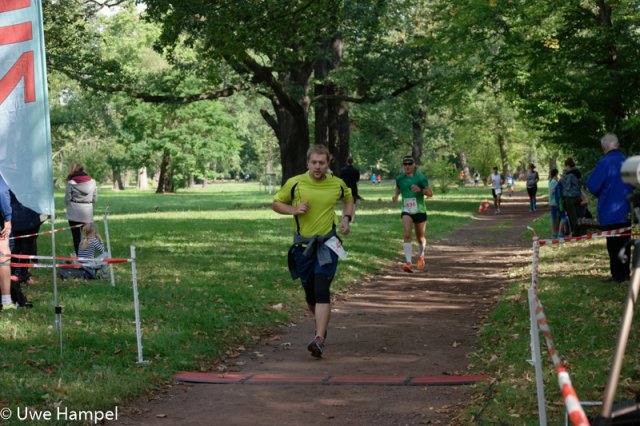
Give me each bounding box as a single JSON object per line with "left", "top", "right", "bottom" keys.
{"left": 0, "top": 175, "right": 15, "bottom": 311}
{"left": 488, "top": 166, "right": 504, "bottom": 214}
{"left": 526, "top": 163, "right": 540, "bottom": 212}
{"left": 272, "top": 144, "right": 354, "bottom": 359}
{"left": 548, "top": 169, "right": 560, "bottom": 237}
{"left": 64, "top": 163, "right": 97, "bottom": 255}
{"left": 371, "top": 173, "right": 376, "bottom": 185}
{"left": 586, "top": 133, "right": 634, "bottom": 283}
{"left": 392, "top": 155, "right": 433, "bottom": 273}
{"left": 560, "top": 158, "right": 582, "bottom": 236}
{"left": 473, "top": 172, "right": 480, "bottom": 187}
{"left": 10, "top": 191, "right": 43, "bottom": 285}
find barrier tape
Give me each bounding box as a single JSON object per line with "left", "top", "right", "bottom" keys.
{"left": 537, "top": 227, "right": 633, "bottom": 246}
{"left": 531, "top": 240, "right": 591, "bottom": 425}
{"left": 9, "top": 223, "right": 84, "bottom": 241}
{"left": 533, "top": 292, "right": 590, "bottom": 425}
{"left": 9, "top": 262, "right": 88, "bottom": 269}
{"left": 1, "top": 252, "right": 131, "bottom": 264}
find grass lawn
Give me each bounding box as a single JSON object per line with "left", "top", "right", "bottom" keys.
{"left": 463, "top": 216, "right": 640, "bottom": 424}
{"left": 0, "top": 182, "right": 488, "bottom": 423}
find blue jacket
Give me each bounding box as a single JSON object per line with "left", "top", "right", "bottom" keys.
{"left": 586, "top": 149, "right": 633, "bottom": 226}
{"left": 0, "top": 175, "right": 12, "bottom": 222}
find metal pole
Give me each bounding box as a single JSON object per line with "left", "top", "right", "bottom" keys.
{"left": 103, "top": 207, "right": 115, "bottom": 287}
{"left": 130, "top": 246, "right": 147, "bottom": 365}
{"left": 50, "top": 215, "right": 62, "bottom": 356}
{"left": 598, "top": 240, "right": 640, "bottom": 420}
{"left": 528, "top": 238, "right": 547, "bottom": 425}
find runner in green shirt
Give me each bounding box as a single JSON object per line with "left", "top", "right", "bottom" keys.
{"left": 272, "top": 144, "right": 354, "bottom": 358}
{"left": 392, "top": 155, "right": 433, "bottom": 273}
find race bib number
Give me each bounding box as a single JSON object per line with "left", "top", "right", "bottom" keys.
{"left": 403, "top": 197, "right": 418, "bottom": 214}
{"left": 494, "top": 188, "right": 502, "bottom": 195}
{"left": 325, "top": 236, "right": 347, "bottom": 260}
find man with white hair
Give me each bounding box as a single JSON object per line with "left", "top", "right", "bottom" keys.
{"left": 587, "top": 133, "right": 634, "bottom": 283}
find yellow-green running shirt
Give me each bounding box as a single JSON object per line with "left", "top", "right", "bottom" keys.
{"left": 274, "top": 172, "right": 352, "bottom": 237}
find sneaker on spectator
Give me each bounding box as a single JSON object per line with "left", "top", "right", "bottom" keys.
{"left": 307, "top": 336, "right": 325, "bottom": 358}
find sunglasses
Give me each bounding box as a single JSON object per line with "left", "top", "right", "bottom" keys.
{"left": 403, "top": 162, "right": 414, "bottom": 166}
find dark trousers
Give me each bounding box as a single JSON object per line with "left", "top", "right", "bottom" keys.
{"left": 69, "top": 221, "right": 84, "bottom": 255}
{"left": 11, "top": 226, "right": 40, "bottom": 281}
{"left": 603, "top": 222, "right": 631, "bottom": 281}
{"left": 564, "top": 197, "right": 581, "bottom": 235}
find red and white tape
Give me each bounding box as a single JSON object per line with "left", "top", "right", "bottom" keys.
{"left": 537, "top": 227, "right": 633, "bottom": 246}
{"left": 9, "top": 223, "right": 84, "bottom": 241}
{"left": 533, "top": 293, "right": 590, "bottom": 425}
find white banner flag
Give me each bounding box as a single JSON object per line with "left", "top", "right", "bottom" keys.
{"left": 0, "top": 0, "right": 53, "bottom": 214}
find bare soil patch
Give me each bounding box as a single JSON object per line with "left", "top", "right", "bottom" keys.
{"left": 116, "top": 192, "right": 543, "bottom": 425}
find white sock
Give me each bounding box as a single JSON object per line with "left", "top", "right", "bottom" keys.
{"left": 2, "top": 295, "right": 12, "bottom": 306}
{"left": 403, "top": 243, "right": 413, "bottom": 263}
{"left": 418, "top": 243, "right": 426, "bottom": 258}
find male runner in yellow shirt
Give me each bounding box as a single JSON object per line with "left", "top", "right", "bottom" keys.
{"left": 272, "top": 145, "right": 354, "bottom": 358}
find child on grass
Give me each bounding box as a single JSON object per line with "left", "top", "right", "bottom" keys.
{"left": 78, "top": 222, "right": 106, "bottom": 278}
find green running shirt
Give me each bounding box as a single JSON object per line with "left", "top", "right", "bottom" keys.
{"left": 395, "top": 171, "right": 430, "bottom": 214}
{"left": 274, "top": 172, "right": 352, "bottom": 237}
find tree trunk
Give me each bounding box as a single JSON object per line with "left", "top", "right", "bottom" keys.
{"left": 112, "top": 167, "right": 124, "bottom": 191}
{"left": 123, "top": 169, "right": 131, "bottom": 188}
{"left": 458, "top": 151, "right": 472, "bottom": 183}
{"left": 495, "top": 112, "right": 511, "bottom": 178}
{"left": 548, "top": 152, "right": 558, "bottom": 173}
{"left": 137, "top": 167, "right": 148, "bottom": 190}
{"left": 156, "top": 150, "right": 171, "bottom": 194}
{"left": 315, "top": 33, "right": 350, "bottom": 176}
{"left": 411, "top": 106, "right": 427, "bottom": 165}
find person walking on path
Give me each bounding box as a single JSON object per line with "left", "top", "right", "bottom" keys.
{"left": 392, "top": 155, "right": 433, "bottom": 273}
{"left": 506, "top": 173, "right": 514, "bottom": 196}
{"left": 64, "top": 163, "right": 97, "bottom": 255}
{"left": 0, "top": 175, "right": 15, "bottom": 312}
{"left": 548, "top": 169, "right": 560, "bottom": 237}
{"left": 272, "top": 144, "right": 354, "bottom": 358}
{"left": 526, "top": 163, "right": 540, "bottom": 212}
{"left": 560, "top": 158, "right": 582, "bottom": 236}
{"left": 586, "top": 133, "right": 634, "bottom": 283}
{"left": 488, "top": 166, "right": 504, "bottom": 214}
{"left": 340, "top": 157, "right": 361, "bottom": 219}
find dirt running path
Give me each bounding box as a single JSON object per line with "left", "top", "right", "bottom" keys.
{"left": 117, "top": 193, "right": 543, "bottom": 425}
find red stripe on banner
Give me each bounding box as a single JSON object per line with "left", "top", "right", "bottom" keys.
{"left": 0, "top": 50, "right": 35, "bottom": 104}
{"left": 0, "top": 22, "right": 31, "bottom": 45}
{"left": 0, "top": 0, "right": 30, "bottom": 12}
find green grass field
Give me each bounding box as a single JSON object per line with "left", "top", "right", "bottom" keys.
{"left": 463, "top": 216, "right": 640, "bottom": 424}
{"left": 0, "top": 182, "right": 488, "bottom": 423}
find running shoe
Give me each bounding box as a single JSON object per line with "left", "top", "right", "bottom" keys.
{"left": 1, "top": 304, "right": 17, "bottom": 312}
{"left": 417, "top": 256, "right": 425, "bottom": 270}
{"left": 307, "top": 336, "right": 325, "bottom": 358}
{"left": 402, "top": 262, "right": 413, "bottom": 273}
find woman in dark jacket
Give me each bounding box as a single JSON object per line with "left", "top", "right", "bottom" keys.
{"left": 560, "top": 158, "right": 582, "bottom": 236}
